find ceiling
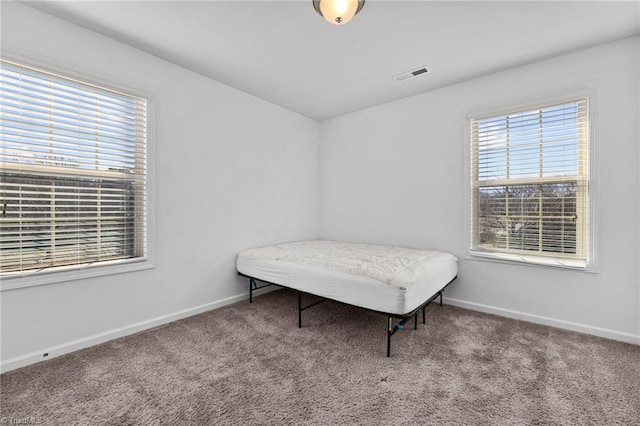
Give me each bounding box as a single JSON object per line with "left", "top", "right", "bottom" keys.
{"left": 26, "top": 1, "right": 640, "bottom": 120}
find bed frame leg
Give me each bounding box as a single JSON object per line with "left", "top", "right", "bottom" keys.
{"left": 249, "top": 278, "right": 254, "bottom": 303}
{"left": 387, "top": 316, "right": 393, "bottom": 357}
{"left": 440, "top": 291, "right": 443, "bottom": 307}
{"left": 298, "top": 292, "right": 302, "bottom": 328}
{"left": 414, "top": 314, "right": 418, "bottom": 330}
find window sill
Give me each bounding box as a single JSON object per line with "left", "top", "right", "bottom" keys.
{"left": 0, "top": 258, "right": 155, "bottom": 292}
{"left": 467, "top": 251, "right": 597, "bottom": 273}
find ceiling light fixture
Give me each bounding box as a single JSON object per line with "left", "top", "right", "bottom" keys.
{"left": 313, "top": 0, "right": 365, "bottom": 25}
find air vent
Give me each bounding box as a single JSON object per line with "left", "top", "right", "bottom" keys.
{"left": 393, "top": 66, "right": 431, "bottom": 82}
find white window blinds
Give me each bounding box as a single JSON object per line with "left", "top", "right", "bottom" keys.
{"left": 470, "top": 99, "right": 589, "bottom": 268}
{"left": 0, "top": 59, "right": 147, "bottom": 276}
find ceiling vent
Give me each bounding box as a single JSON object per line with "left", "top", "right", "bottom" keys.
{"left": 393, "top": 66, "right": 431, "bottom": 82}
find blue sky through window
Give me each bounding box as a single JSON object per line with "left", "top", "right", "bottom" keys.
{"left": 1, "top": 65, "right": 142, "bottom": 173}
{"left": 476, "top": 101, "right": 580, "bottom": 182}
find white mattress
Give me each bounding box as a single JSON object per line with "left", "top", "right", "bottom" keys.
{"left": 237, "top": 240, "right": 458, "bottom": 315}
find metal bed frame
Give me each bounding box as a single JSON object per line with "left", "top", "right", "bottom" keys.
{"left": 238, "top": 272, "right": 457, "bottom": 357}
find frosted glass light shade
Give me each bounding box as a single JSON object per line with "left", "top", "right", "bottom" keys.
{"left": 313, "top": 0, "right": 365, "bottom": 25}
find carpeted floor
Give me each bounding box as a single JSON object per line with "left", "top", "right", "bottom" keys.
{"left": 2, "top": 289, "right": 639, "bottom": 425}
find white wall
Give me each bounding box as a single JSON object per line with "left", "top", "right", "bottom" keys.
{"left": 0, "top": 2, "right": 319, "bottom": 369}
{"left": 320, "top": 37, "right": 640, "bottom": 342}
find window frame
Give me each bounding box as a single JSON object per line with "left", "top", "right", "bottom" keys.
{"left": 0, "top": 52, "right": 155, "bottom": 291}
{"left": 463, "top": 86, "right": 599, "bottom": 273}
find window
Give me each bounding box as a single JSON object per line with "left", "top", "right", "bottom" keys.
{"left": 469, "top": 98, "right": 590, "bottom": 269}
{"left": 0, "top": 59, "right": 147, "bottom": 279}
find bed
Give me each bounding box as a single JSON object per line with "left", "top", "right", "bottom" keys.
{"left": 236, "top": 240, "right": 458, "bottom": 356}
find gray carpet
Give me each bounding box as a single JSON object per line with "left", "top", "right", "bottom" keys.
{"left": 2, "top": 289, "right": 639, "bottom": 425}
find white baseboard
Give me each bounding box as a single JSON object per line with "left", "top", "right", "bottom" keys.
{"left": 0, "top": 286, "right": 277, "bottom": 373}
{"left": 443, "top": 296, "right": 640, "bottom": 345}
{"left": 3, "top": 289, "right": 636, "bottom": 373}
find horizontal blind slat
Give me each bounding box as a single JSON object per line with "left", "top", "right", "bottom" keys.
{"left": 470, "top": 98, "right": 589, "bottom": 264}
{"left": 0, "top": 59, "right": 147, "bottom": 275}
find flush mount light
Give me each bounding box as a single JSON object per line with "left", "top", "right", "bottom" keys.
{"left": 313, "top": 0, "right": 365, "bottom": 25}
